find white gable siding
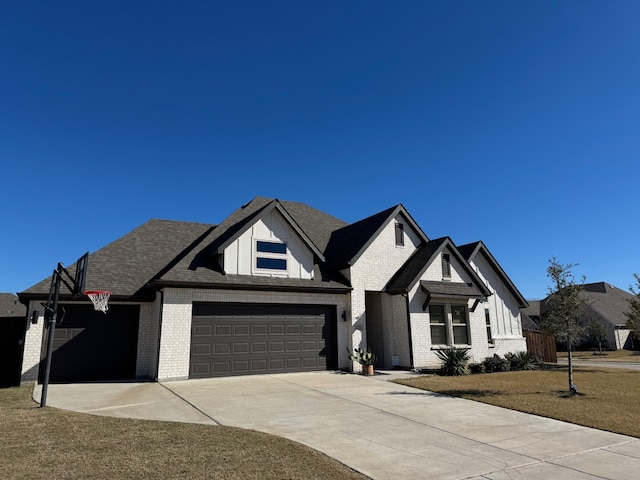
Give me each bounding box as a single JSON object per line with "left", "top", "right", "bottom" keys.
{"left": 349, "top": 214, "right": 421, "bottom": 370}
{"left": 469, "top": 252, "right": 527, "bottom": 356}
{"left": 223, "top": 210, "right": 314, "bottom": 279}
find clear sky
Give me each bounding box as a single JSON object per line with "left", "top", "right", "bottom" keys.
{"left": 1, "top": 1, "right": 639, "bottom": 299}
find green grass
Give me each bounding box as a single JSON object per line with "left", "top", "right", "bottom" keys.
{"left": 396, "top": 367, "right": 640, "bottom": 438}
{"left": 1, "top": 386, "right": 367, "bottom": 480}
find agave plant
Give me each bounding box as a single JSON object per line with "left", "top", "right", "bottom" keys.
{"left": 434, "top": 347, "right": 471, "bottom": 376}
{"left": 506, "top": 351, "right": 541, "bottom": 371}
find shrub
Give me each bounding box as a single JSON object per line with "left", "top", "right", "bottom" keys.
{"left": 469, "top": 362, "right": 486, "bottom": 374}
{"left": 507, "top": 351, "right": 541, "bottom": 371}
{"left": 483, "top": 354, "right": 510, "bottom": 373}
{"left": 434, "top": 347, "right": 471, "bottom": 376}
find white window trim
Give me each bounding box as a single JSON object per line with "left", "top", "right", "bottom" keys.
{"left": 252, "top": 237, "right": 290, "bottom": 277}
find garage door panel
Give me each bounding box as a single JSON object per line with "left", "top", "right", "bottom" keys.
{"left": 41, "top": 304, "right": 139, "bottom": 383}
{"left": 190, "top": 304, "right": 336, "bottom": 378}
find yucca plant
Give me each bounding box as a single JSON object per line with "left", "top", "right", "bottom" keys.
{"left": 434, "top": 347, "right": 471, "bottom": 376}
{"left": 507, "top": 351, "right": 541, "bottom": 371}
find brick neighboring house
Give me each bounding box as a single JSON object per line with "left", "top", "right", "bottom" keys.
{"left": 18, "top": 197, "right": 528, "bottom": 384}
{"left": 0, "top": 293, "right": 27, "bottom": 387}
{"left": 536, "top": 282, "right": 635, "bottom": 350}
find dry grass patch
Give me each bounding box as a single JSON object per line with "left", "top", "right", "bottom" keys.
{"left": 558, "top": 349, "right": 640, "bottom": 362}
{"left": 1, "top": 386, "right": 366, "bottom": 480}
{"left": 396, "top": 367, "right": 640, "bottom": 438}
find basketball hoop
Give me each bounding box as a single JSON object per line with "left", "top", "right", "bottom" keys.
{"left": 85, "top": 290, "right": 111, "bottom": 313}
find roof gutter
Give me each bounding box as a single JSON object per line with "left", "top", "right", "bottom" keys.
{"left": 152, "top": 280, "right": 352, "bottom": 295}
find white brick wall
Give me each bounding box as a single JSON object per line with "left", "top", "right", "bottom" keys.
{"left": 349, "top": 214, "right": 421, "bottom": 371}
{"left": 21, "top": 301, "right": 45, "bottom": 383}
{"left": 156, "top": 287, "right": 351, "bottom": 381}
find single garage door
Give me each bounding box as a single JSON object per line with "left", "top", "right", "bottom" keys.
{"left": 190, "top": 303, "right": 337, "bottom": 378}
{"left": 39, "top": 304, "right": 139, "bottom": 383}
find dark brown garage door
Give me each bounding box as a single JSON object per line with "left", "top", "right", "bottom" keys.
{"left": 39, "top": 304, "right": 139, "bottom": 383}
{"left": 190, "top": 303, "right": 337, "bottom": 378}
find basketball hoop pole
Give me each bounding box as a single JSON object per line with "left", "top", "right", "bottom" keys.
{"left": 40, "top": 254, "right": 88, "bottom": 408}
{"left": 40, "top": 264, "right": 63, "bottom": 408}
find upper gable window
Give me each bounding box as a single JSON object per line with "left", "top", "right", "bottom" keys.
{"left": 255, "top": 240, "right": 288, "bottom": 272}
{"left": 395, "top": 223, "right": 404, "bottom": 246}
{"left": 442, "top": 253, "right": 451, "bottom": 278}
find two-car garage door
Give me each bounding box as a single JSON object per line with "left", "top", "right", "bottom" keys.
{"left": 190, "top": 303, "right": 337, "bottom": 378}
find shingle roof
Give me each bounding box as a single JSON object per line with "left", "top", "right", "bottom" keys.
{"left": 581, "top": 282, "right": 634, "bottom": 328}
{"left": 385, "top": 238, "right": 448, "bottom": 294}
{"left": 20, "top": 219, "right": 215, "bottom": 299}
{"left": 0, "top": 293, "right": 25, "bottom": 317}
{"left": 458, "top": 241, "right": 529, "bottom": 309}
{"left": 538, "top": 282, "right": 635, "bottom": 329}
{"left": 155, "top": 197, "right": 351, "bottom": 291}
{"left": 419, "top": 280, "right": 485, "bottom": 298}
{"left": 324, "top": 204, "right": 429, "bottom": 268}
{"left": 385, "top": 237, "right": 491, "bottom": 297}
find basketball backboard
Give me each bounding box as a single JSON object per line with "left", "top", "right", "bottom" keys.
{"left": 73, "top": 252, "right": 89, "bottom": 297}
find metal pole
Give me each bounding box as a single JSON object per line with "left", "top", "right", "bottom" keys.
{"left": 40, "top": 266, "right": 61, "bottom": 408}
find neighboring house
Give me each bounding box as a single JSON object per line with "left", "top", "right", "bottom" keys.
{"left": 0, "top": 293, "right": 27, "bottom": 387}
{"left": 18, "top": 197, "right": 528, "bottom": 384}
{"left": 537, "top": 282, "right": 635, "bottom": 350}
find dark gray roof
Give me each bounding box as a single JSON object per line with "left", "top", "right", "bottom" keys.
{"left": 325, "top": 204, "right": 429, "bottom": 268}
{"left": 419, "top": 280, "right": 485, "bottom": 298}
{"left": 521, "top": 300, "right": 541, "bottom": 318}
{"left": 458, "top": 241, "right": 529, "bottom": 309}
{"left": 155, "top": 197, "right": 351, "bottom": 291}
{"left": 20, "top": 219, "right": 215, "bottom": 300}
{"left": 385, "top": 238, "right": 448, "bottom": 294}
{"left": 385, "top": 237, "right": 491, "bottom": 297}
{"left": 0, "top": 293, "right": 25, "bottom": 317}
{"left": 538, "top": 282, "right": 635, "bottom": 329}
{"left": 581, "top": 282, "right": 634, "bottom": 328}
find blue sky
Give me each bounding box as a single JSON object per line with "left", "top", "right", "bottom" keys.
{"left": 1, "top": 1, "right": 639, "bottom": 299}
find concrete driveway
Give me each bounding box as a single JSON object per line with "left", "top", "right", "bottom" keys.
{"left": 35, "top": 372, "right": 640, "bottom": 480}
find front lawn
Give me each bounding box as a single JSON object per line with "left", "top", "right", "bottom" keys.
{"left": 1, "top": 386, "right": 366, "bottom": 480}
{"left": 396, "top": 367, "right": 640, "bottom": 438}
{"left": 558, "top": 349, "right": 640, "bottom": 362}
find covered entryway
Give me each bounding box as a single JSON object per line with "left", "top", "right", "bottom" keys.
{"left": 190, "top": 303, "right": 337, "bottom": 378}
{"left": 39, "top": 304, "right": 139, "bottom": 383}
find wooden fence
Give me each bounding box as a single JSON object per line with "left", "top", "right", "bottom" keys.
{"left": 523, "top": 329, "right": 557, "bottom": 363}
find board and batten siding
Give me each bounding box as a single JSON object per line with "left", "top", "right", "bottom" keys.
{"left": 223, "top": 210, "right": 314, "bottom": 279}
{"left": 469, "top": 252, "right": 527, "bottom": 356}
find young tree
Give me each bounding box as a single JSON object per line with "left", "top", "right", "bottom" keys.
{"left": 625, "top": 273, "right": 640, "bottom": 348}
{"left": 540, "top": 257, "right": 588, "bottom": 393}
{"left": 587, "top": 320, "right": 608, "bottom": 355}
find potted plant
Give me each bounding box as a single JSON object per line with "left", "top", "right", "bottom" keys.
{"left": 347, "top": 347, "right": 378, "bottom": 376}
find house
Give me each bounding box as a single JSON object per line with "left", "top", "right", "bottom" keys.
{"left": 0, "top": 293, "right": 27, "bottom": 387}
{"left": 538, "top": 282, "right": 635, "bottom": 350}
{"left": 18, "top": 197, "right": 528, "bottom": 384}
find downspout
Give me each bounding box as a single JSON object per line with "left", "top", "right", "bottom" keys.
{"left": 402, "top": 291, "right": 414, "bottom": 369}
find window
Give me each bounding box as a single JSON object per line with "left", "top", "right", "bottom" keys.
{"left": 429, "top": 304, "right": 447, "bottom": 345}
{"left": 395, "top": 223, "right": 404, "bottom": 246}
{"left": 442, "top": 253, "right": 451, "bottom": 278}
{"left": 255, "top": 240, "right": 288, "bottom": 271}
{"left": 429, "top": 303, "right": 471, "bottom": 346}
{"left": 451, "top": 305, "right": 468, "bottom": 345}
{"left": 485, "top": 308, "right": 493, "bottom": 343}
